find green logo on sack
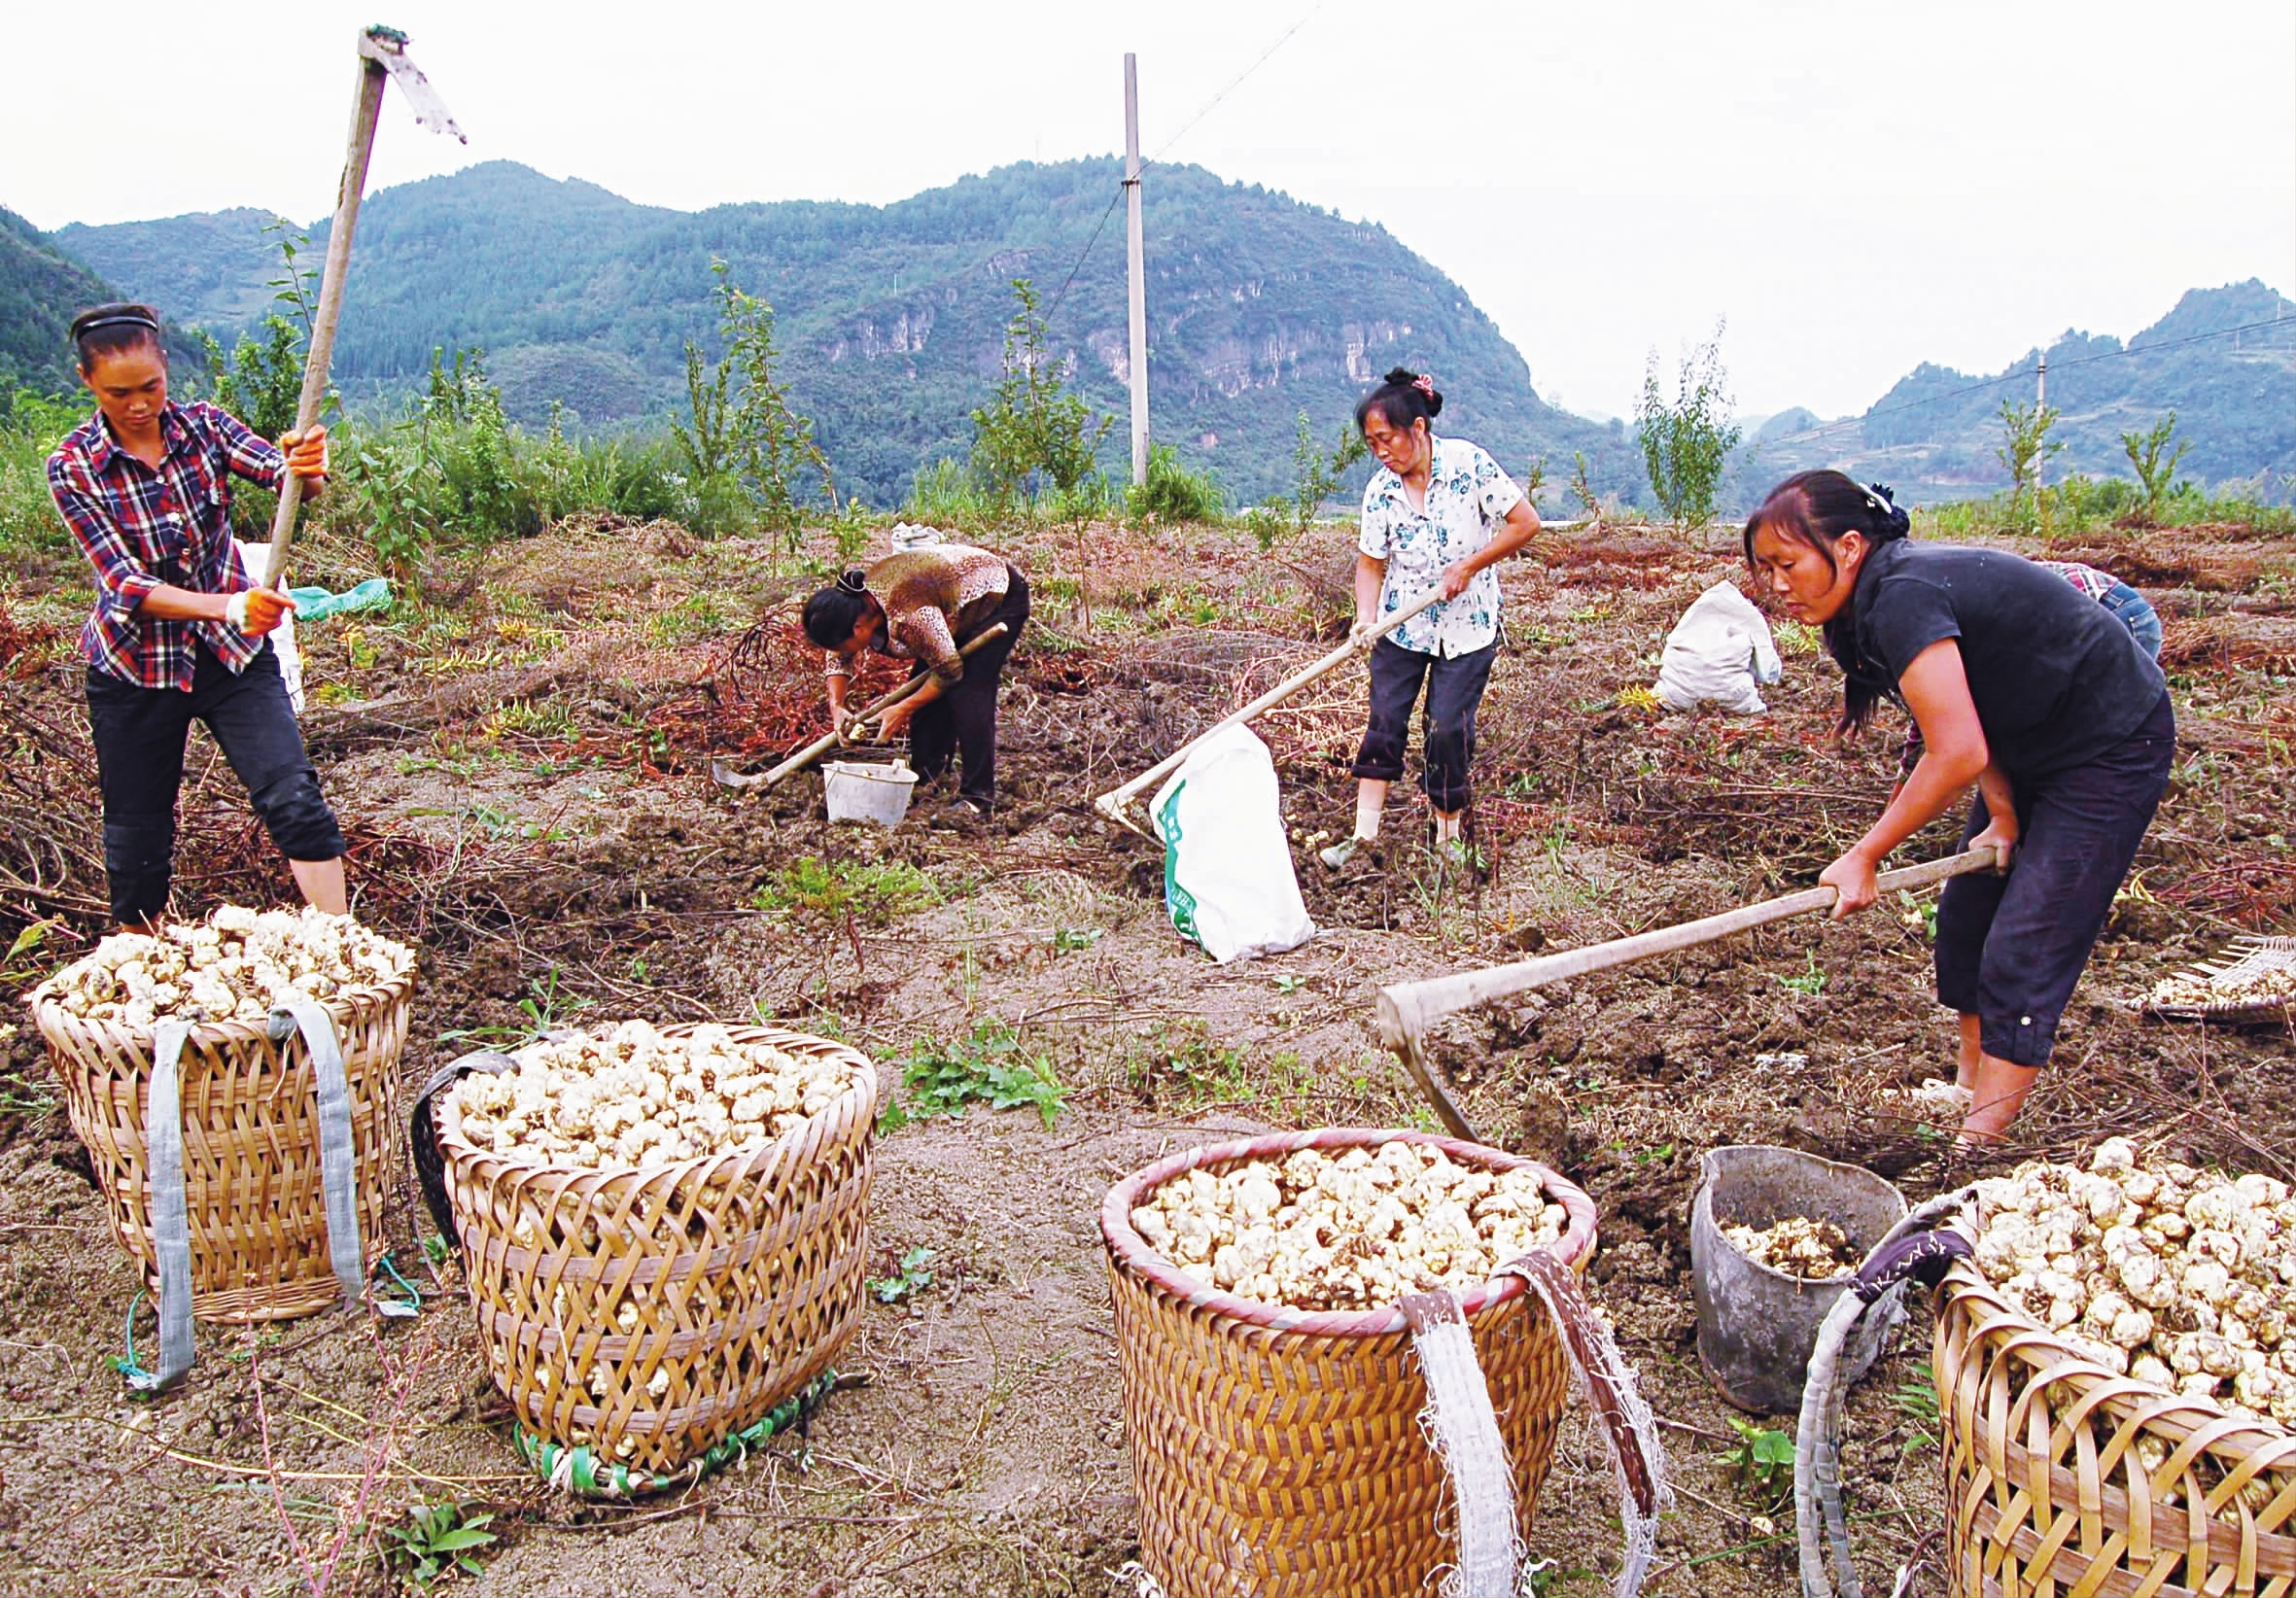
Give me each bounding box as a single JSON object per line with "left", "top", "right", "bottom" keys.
{"left": 1157, "top": 782, "right": 1200, "bottom": 943}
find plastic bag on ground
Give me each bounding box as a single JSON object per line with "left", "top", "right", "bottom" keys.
{"left": 1654, "top": 580, "right": 1783, "bottom": 715}
{"left": 1151, "top": 723, "right": 1316, "bottom": 963}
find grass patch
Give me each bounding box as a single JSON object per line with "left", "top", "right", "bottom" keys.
{"left": 1125, "top": 1022, "right": 1312, "bottom": 1109}
{"left": 753, "top": 856, "right": 939, "bottom": 926}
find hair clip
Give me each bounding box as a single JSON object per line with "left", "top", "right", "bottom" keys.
{"left": 75, "top": 312, "right": 160, "bottom": 334}
{"left": 1411, "top": 373, "right": 1436, "bottom": 398}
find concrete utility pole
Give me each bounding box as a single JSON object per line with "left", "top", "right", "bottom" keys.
{"left": 1124, "top": 52, "right": 1150, "bottom": 488}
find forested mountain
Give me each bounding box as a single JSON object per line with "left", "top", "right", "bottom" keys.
{"left": 56, "top": 159, "right": 1641, "bottom": 508}
{"left": 1744, "top": 281, "right": 2294, "bottom": 504}
{"left": 0, "top": 205, "right": 203, "bottom": 392}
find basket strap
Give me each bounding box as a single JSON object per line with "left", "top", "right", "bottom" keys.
{"left": 408, "top": 1050, "right": 518, "bottom": 1249}
{"left": 268, "top": 996, "right": 364, "bottom": 1306}
{"left": 1497, "top": 1249, "right": 1671, "bottom": 1598}
{"left": 1793, "top": 1185, "right": 1976, "bottom": 1598}
{"left": 1399, "top": 1288, "right": 1517, "bottom": 1598}
{"left": 136, "top": 1019, "right": 197, "bottom": 1392}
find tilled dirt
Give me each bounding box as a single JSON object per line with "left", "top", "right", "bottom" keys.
{"left": 0, "top": 514, "right": 2289, "bottom": 1597}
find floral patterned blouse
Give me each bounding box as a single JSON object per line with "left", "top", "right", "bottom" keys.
{"left": 1357, "top": 434, "right": 1525, "bottom": 657}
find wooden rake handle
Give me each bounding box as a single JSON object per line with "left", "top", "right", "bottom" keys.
{"left": 713, "top": 623, "right": 1009, "bottom": 793}
{"left": 1380, "top": 845, "right": 2006, "bottom": 1142}
{"left": 1092, "top": 582, "right": 1450, "bottom": 824}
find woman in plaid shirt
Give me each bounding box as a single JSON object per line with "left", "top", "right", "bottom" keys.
{"left": 46, "top": 304, "right": 349, "bottom": 926}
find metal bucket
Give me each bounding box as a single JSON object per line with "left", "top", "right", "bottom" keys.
{"left": 1689, "top": 1144, "right": 1907, "bottom": 1413}
{"left": 822, "top": 760, "right": 918, "bottom": 826}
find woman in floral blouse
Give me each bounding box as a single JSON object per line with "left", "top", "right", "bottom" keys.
{"left": 1319, "top": 367, "right": 1541, "bottom": 870}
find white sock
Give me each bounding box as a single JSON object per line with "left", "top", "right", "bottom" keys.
{"left": 1354, "top": 788, "right": 1382, "bottom": 841}
{"left": 1434, "top": 812, "right": 1462, "bottom": 845}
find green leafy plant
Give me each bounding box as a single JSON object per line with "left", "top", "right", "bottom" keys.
{"left": 1249, "top": 410, "right": 1367, "bottom": 550}
{"left": 381, "top": 1498, "right": 498, "bottom": 1590}
{"left": 969, "top": 277, "right": 1112, "bottom": 511}
{"left": 1050, "top": 926, "right": 1102, "bottom": 954}
{"left": 1568, "top": 450, "right": 1602, "bottom": 522}
{"left": 752, "top": 856, "right": 939, "bottom": 927}
{"left": 672, "top": 260, "right": 835, "bottom": 544}
{"left": 1719, "top": 1418, "right": 1796, "bottom": 1511}
{"left": 1129, "top": 443, "right": 1224, "bottom": 525}
{"left": 1896, "top": 888, "right": 1938, "bottom": 942}
{"left": 1635, "top": 320, "right": 1742, "bottom": 529}
{"left": 870, "top": 1245, "right": 936, "bottom": 1304}
{"left": 898, "top": 1019, "right": 1068, "bottom": 1128}
{"left": 2119, "top": 412, "right": 2191, "bottom": 525}
{"left": 1773, "top": 618, "right": 1820, "bottom": 656}
{"left": 1891, "top": 1361, "right": 1941, "bottom": 1448}
{"left": 1775, "top": 950, "right": 1827, "bottom": 997}
{"left": 1997, "top": 396, "right": 2064, "bottom": 531}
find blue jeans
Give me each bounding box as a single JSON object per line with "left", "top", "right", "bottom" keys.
{"left": 2099, "top": 580, "right": 2162, "bottom": 660}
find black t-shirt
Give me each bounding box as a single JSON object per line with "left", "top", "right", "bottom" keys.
{"left": 1851, "top": 539, "right": 2168, "bottom": 783}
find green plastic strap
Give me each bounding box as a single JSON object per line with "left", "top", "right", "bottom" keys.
{"left": 514, "top": 1372, "right": 838, "bottom": 1498}
{"left": 371, "top": 1252, "right": 422, "bottom": 1318}
{"left": 286, "top": 577, "right": 394, "bottom": 621}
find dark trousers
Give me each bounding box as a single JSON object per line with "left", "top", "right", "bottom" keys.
{"left": 1348, "top": 636, "right": 1498, "bottom": 814}
{"left": 1934, "top": 691, "right": 2175, "bottom": 1066}
{"left": 909, "top": 569, "right": 1028, "bottom": 809}
{"left": 86, "top": 640, "right": 348, "bottom": 924}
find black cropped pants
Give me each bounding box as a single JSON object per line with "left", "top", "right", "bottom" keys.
{"left": 85, "top": 640, "right": 347, "bottom": 925}
{"left": 908, "top": 569, "right": 1029, "bottom": 810}
{"left": 1347, "top": 636, "right": 1497, "bottom": 814}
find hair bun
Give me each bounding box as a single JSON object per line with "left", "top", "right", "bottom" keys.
{"left": 836, "top": 568, "right": 868, "bottom": 594}
{"left": 1862, "top": 482, "right": 1910, "bottom": 539}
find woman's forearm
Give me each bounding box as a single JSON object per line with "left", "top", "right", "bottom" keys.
{"left": 135, "top": 584, "right": 232, "bottom": 623}
{"left": 1353, "top": 554, "right": 1386, "bottom": 621}
{"left": 1463, "top": 500, "right": 1543, "bottom": 576}
{"left": 1850, "top": 747, "right": 1981, "bottom": 865}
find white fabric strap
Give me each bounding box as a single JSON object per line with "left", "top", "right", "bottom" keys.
{"left": 1400, "top": 1288, "right": 1519, "bottom": 1598}
{"left": 269, "top": 996, "right": 365, "bottom": 1304}
{"left": 140, "top": 1019, "right": 197, "bottom": 1391}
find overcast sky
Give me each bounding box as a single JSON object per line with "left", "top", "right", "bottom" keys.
{"left": 5, "top": 1, "right": 2289, "bottom": 421}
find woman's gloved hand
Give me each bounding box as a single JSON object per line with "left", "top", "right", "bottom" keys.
{"left": 280, "top": 425, "right": 330, "bottom": 482}
{"left": 225, "top": 587, "right": 297, "bottom": 637}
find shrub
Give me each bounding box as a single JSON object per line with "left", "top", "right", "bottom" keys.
{"left": 1636, "top": 321, "right": 1741, "bottom": 528}
{"left": 0, "top": 385, "right": 83, "bottom": 554}
{"left": 1129, "top": 444, "right": 1223, "bottom": 525}
{"left": 2119, "top": 413, "right": 2190, "bottom": 525}
{"left": 970, "top": 277, "right": 1112, "bottom": 508}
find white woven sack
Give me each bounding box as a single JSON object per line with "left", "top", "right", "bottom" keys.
{"left": 1654, "top": 580, "right": 1782, "bottom": 715}
{"left": 1150, "top": 723, "right": 1315, "bottom": 964}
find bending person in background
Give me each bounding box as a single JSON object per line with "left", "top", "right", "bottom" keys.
{"left": 47, "top": 303, "right": 348, "bottom": 927}
{"left": 1745, "top": 470, "right": 2174, "bottom": 1146}
{"left": 802, "top": 543, "right": 1029, "bottom": 817}
{"left": 1320, "top": 367, "right": 1541, "bottom": 871}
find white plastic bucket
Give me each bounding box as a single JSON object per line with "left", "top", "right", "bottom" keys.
{"left": 823, "top": 761, "right": 919, "bottom": 826}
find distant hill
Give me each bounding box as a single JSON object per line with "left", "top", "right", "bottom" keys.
{"left": 1741, "top": 281, "right": 2295, "bottom": 504}
{"left": 53, "top": 159, "right": 1643, "bottom": 510}
{"left": 1, "top": 205, "right": 230, "bottom": 395}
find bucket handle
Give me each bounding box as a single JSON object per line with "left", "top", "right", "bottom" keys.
{"left": 1792, "top": 1186, "right": 1977, "bottom": 1598}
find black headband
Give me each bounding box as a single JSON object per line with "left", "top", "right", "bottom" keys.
{"left": 75, "top": 312, "right": 159, "bottom": 335}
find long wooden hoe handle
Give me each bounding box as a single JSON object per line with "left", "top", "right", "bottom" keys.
{"left": 1093, "top": 582, "right": 1450, "bottom": 824}
{"left": 713, "top": 623, "right": 1011, "bottom": 793}
{"left": 1380, "top": 844, "right": 2006, "bottom": 1142}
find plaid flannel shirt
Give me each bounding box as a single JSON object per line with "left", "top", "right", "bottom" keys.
{"left": 47, "top": 401, "right": 285, "bottom": 690}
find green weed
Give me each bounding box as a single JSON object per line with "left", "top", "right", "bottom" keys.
{"left": 381, "top": 1498, "right": 499, "bottom": 1591}
{"left": 894, "top": 1019, "right": 1068, "bottom": 1129}
{"left": 1775, "top": 951, "right": 1827, "bottom": 997}
{"left": 753, "top": 856, "right": 940, "bottom": 927}
{"left": 1719, "top": 1418, "right": 1796, "bottom": 1511}
{"left": 870, "top": 1246, "right": 936, "bottom": 1304}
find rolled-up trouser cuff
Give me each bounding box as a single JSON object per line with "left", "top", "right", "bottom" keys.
{"left": 250, "top": 769, "right": 348, "bottom": 862}
{"left": 1980, "top": 1011, "right": 2057, "bottom": 1067}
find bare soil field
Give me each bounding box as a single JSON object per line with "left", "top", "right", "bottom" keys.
{"left": 1, "top": 512, "right": 2290, "bottom": 1597}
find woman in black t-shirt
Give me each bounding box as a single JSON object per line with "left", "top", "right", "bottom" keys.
{"left": 1743, "top": 469, "right": 2174, "bottom": 1145}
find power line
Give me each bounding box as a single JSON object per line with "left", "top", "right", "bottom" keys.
{"left": 1039, "top": 6, "right": 1326, "bottom": 327}
{"left": 1753, "top": 316, "right": 2293, "bottom": 454}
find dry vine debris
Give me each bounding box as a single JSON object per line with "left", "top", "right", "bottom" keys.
{"left": 1722, "top": 1216, "right": 1860, "bottom": 1280}
{"left": 1129, "top": 1140, "right": 1568, "bottom": 1310}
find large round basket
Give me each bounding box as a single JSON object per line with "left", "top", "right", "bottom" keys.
{"left": 29, "top": 976, "right": 412, "bottom": 1323}
{"left": 1931, "top": 1251, "right": 2296, "bottom": 1598}
{"left": 431, "top": 1024, "right": 877, "bottom": 1485}
{"left": 1100, "top": 1128, "right": 1600, "bottom": 1598}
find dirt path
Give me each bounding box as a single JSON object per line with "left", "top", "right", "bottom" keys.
{"left": 1, "top": 516, "right": 2289, "bottom": 1596}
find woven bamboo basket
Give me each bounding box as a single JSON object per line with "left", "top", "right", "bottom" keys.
{"left": 431, "top": 1024, "right": 877, "bottom": 1485}
{"left": 2144, "top": 936, "right": 2296, "bottom": 1025}
{"left": 1931, "top": 1253, "right": 2296, "bottom": 1598}
{"left": 28, "top": 976, "right": 411, "bottom": 1323}
{"left": 1100, "top": 1128, "right": 1600, "bottom": 1598}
